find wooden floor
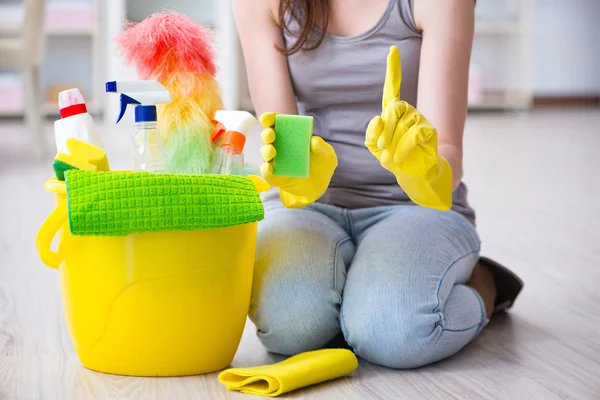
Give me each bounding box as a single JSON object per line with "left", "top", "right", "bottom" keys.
{"left": 1, "top": 109, "right": 599, "bottom": 399}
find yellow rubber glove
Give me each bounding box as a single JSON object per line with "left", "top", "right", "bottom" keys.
{"left": 259, "top": 112, "right": 338, "bottom": 208}
{"left": 366, "top": 46, "right": 453, "bottom": 211}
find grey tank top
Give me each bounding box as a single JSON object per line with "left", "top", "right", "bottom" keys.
{"left": 266, "top": 0, "right": 476, "bottom": 223}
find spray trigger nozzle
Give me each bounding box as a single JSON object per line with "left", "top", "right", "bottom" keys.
{"left": 105, "top": 80, "right": 172, "bottom": 124}
{"left": 116, "top": 94, "right": 141, "bottom": 123}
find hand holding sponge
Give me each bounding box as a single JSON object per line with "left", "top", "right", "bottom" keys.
{"left": 365, "top": 46, "right": 453, "bottom": 211}
{"left": 259, "top": 112, "right": 337, "bottom": 208}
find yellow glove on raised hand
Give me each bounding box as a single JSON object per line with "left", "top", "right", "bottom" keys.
{"left": 365, "top": 46, "right": 453, "bottom": 211}
{"left": 259, "top": 112, "right": 338, "bottom": 208}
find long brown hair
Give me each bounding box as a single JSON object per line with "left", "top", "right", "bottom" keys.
{"left": 278, "top": 0, "right": 330, "bottom": 55}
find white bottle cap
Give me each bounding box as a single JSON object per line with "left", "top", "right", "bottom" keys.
{"left": 58, "top": 88, "right": 88, "bottom": 118}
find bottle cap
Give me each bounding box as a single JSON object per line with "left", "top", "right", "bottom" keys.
{"left": 135, "top": 105, "right": 157, "bottom": 122}
{"left": 58, "top": 88, "right": 88, "bottom": 118}
{"left": 222, "top": 131, "right": 246, "bottom": 152}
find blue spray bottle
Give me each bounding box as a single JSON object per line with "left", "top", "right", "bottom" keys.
{"left": 106, "top": 81, "right": 172, "bottom": 173}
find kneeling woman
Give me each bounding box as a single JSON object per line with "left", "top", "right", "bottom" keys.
{"left": 232, "top": 0, "right": 523, "bottom": 369}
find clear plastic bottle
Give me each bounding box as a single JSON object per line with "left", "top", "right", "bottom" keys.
{"left": 131, "top": 105, "right": 168, "bottom": 173}
{"left": 210, "top": 145, "right": 244, "bottom": 175}
{"left": 210, "top": 130, "right": 246, "bottom": 175}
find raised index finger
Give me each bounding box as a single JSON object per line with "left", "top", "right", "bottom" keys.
{"left": 382, "top": 46, "right": 402, "bottom": 111}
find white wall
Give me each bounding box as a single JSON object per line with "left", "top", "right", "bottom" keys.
{"left": 532, "top": 0, "right": 600, "bottom": 95}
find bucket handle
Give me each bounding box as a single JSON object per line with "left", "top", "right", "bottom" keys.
{"left": 35, "top": 200, "right": 68, "bottom": 269}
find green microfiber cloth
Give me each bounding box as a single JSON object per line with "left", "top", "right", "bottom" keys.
{"left": 64, "top": 170, "right": 264, "bottom": 236}
{"left": 272, "top": 114, "right": 313, "bottom": 178}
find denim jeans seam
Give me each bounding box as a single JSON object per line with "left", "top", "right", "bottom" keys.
{"left": 433, "top": 247, "right": 481, "bottom": 329}
{"left": 344, "top": 209, "right": 357, "bottom": 242}
{"left": 332, "top": 237, "right": 351, "bottom": 302}
{"left": 339, "top": 305, "right": 357, "bottom": 353}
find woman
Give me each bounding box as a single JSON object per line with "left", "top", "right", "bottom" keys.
{"left": 232, "top": 0, "right": 523, "bottom": 369}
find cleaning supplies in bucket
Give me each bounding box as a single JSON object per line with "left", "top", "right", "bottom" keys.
{"left": 210, "top": 110, "right": 257, "bottom": 175}
{"left": 52, "top": 87, "right": 108, "bottom": 181}
{"left": 115, "top": 12, "right": 224, "bottom": 175}
{"left": 35, "top": 171, "right": 271, "bottom": 377}
{"left": 106, "top": 80, "right": 171, "bottom": 173}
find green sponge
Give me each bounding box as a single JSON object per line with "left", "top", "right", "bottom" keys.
{"left": 53, "top": 159, "right": 77, "bottom": 181}
{"left": 272, "top": 114, "right": 313, "bottom": 178}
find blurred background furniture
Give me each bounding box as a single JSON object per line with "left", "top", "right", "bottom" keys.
{"left": 0, "top": 0, "right": 46, "bottom": 155}
{"left": 469, "top": 0, "right": 534, "bottom": 110}
{"left": 0, "top": 0, "right": 103, "bottom": 117}
{"left": 469, "top": 0, "right": 600, "bottom": 110}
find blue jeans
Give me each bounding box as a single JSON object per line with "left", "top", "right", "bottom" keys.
{"left": 249, "top": 200, "right": 488, "bottom": 369}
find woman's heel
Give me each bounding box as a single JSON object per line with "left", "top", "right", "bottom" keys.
{"left": 478, "top": 256, "right": 524, "bottom": 314}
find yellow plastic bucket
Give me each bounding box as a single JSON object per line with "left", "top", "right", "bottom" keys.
{"left": 36, "top": 176, "right": 269, "bottom": 377}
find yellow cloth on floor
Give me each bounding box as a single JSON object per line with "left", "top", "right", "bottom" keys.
{"left": 217, "top": 349, "right": 358, "bottom": 397}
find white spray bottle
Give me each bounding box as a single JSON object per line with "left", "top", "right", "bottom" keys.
{"left": 105, "top": 81, "right": 172, "bottom": 173}
{"left": 209, "top": 110, "right": 257, "bottom": 175}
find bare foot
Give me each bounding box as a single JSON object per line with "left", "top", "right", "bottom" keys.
{"left": 467, "top": 262, "right": 497, "bottom": 318}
